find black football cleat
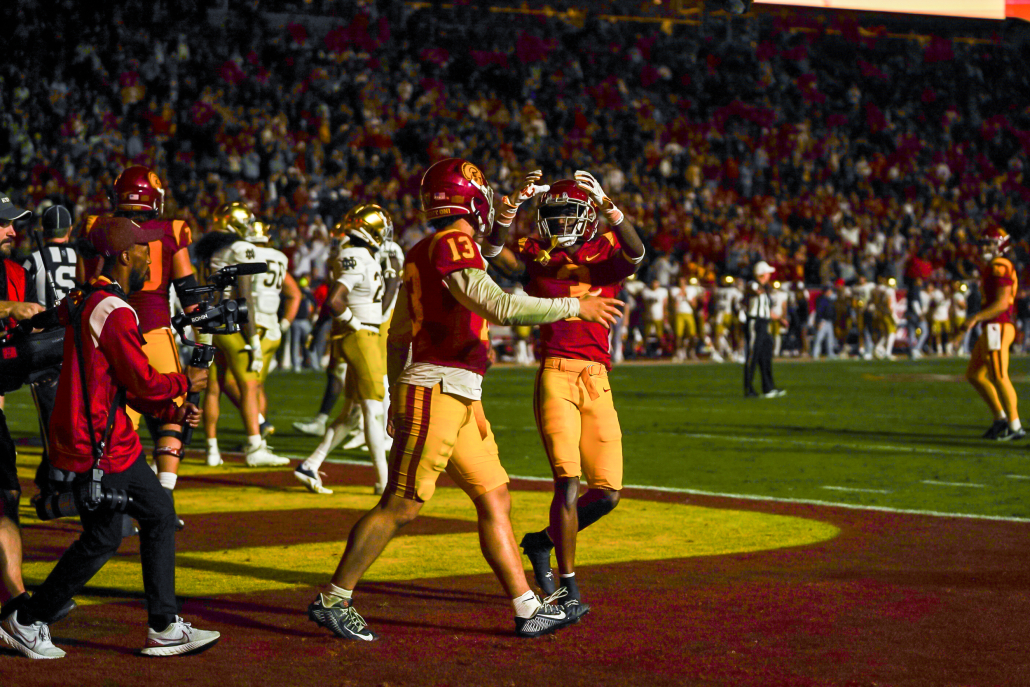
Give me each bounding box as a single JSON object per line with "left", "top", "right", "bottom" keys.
{"left": 543, "top": 587, "right": 591, "bottom": 623}
{"left": 982, "top": 419, "right": 1008, "bottom": 440}
{"left": 520, "top": 532, "right": 556, "bottom": 596}
{"left": 308, "top": 595, "right": 378, "bottom": 641}
{"left": 997, "top": 426, "right": 1026, "bottom": 442}
{"left": 515, "top": 597, "right": 576, "bottom": 638}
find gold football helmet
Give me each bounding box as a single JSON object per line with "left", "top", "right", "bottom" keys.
{"left": 212, "top": 202, "right": 267, "bottom": 243}
{"left": 339, "top": 204, "right": 392, "bottom": 249}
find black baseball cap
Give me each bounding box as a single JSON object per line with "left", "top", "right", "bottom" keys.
{"left": 0, "top": 195, "right": 31, "bottom": 222}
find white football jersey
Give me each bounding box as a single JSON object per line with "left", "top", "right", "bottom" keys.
{"left": 335, "top": 244, "right": 384, "bottom": 326}
{"left": 672, "top": 284, "right": 700, "bottom": 315}
{"left": 931, "top": 289, "right": 950, "bottom": 322}
{"left": 378, "top": 239, "right": 404, "bottom": 314}
{"left": 211, "top": 240, "right": 290, "bottom": 338}
{"left": 952, "top": 291, "right": 967, "bottom": 319}
{"left": 770, "top": 288, "right": 790, "bottom": 319}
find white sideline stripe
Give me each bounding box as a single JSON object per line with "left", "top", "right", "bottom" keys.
{"left": 323, "top": 458, "right": 1030, "bottom": 523}
{"left": 1006, "top": 474, "right": 1030, "bottom": 480}
{"left": 921, "top": 480, "right": 986, "bottom": 488}
{"left": 820, "top": 486, "right": 891, "bottom": 494}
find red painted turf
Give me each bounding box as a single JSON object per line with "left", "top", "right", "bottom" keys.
{"left": 3, "top": 462, "right": 1029, "bottom": 686}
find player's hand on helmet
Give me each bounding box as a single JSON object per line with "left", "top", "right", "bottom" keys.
{"left": 174, "top": 402, "right": 203, "bottom": 428}
{"left": 574, "top": 170, "right": 624, "bottom": 225}
{"left": 511, "top": 170, "right": 550, "bottom": 207}
{"left": 576, "top": 289, "right": 625, "bottom": 328}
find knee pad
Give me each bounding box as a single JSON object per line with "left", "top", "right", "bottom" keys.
{"left": 1, "top": 489, "right": 20, "bottom": 526}
{"left": 156, "top": 427, "right": 185, "bottom": 444}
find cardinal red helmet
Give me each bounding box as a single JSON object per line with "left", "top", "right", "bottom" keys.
{"left": 978, "top": 225, "right": 1011, "bottom": 261}
{"left": 113, "top": 165, "right": 165, "bottom": 214}
{"left": 420, "top": 158, "right": 495, "bottom": 235}
{"left": 536, "top": 179, "right": 598, "bottom": 246}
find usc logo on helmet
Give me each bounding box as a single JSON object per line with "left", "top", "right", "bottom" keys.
{"left": 460, "top": 162, "right": 485, "bottom": 187}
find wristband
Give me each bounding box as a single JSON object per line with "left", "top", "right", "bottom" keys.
{"left": 604, "top": 205, "right": 624, "bottom": 226}
{"left": 334, "top": 307, "right": 356, "bottom": 327}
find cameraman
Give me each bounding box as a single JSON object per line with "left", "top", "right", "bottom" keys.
{"left": 0, "top": 217, "right": 220, "bottom": 660}
{"left": 0, "top": 195, "right": 44, "bottom": 628}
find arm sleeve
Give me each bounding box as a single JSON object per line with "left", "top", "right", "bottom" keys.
{"left": 445, "top": 268, "right": 580, "bottom": 326}
{"left": 98, "top": 307, "right": 188, "bottom": 416}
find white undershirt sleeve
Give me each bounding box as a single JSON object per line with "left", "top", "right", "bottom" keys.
{"left": 445, "top": 268, "right": 580, "bottom": 326}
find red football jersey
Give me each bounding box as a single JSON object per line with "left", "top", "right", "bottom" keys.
{"left": 981, "top": 256, "right": 1018, "bottom": 325}
{"left": 404, "top": 227, "right": 492, "bottom": 376}
{"left": 80, "top": 216, "right": 192, "bottom": 332}
{"left": 519, "top": 232, "right": 638, "bottom": 368}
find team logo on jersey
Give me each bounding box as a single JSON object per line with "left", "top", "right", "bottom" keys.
{"left": 342, "top": 257, "right": 357, "bottom": 270}
{"left": 460, "top": 162, "right": 485, "bottom": 187}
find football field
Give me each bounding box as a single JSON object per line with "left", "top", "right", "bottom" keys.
{"left": 7, "top": 356, "right": 1024, "bottom": 520}
{"left": 3, "top": 357, "right": 1030, "bottom": 686}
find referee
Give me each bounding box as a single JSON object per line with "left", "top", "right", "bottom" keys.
{"left": 23, "top": 204, "right": 78, "bottom": 491}
{"left": 744, "top": 261, "right": 786, "bottom": 398}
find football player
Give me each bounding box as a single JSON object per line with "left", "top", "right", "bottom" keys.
{"left": 79, "top": 166, "right": 205, "bottom": 527}
{"left": 670, "top": 275, "right": 701, "bottom": 361}
{"left": 961, "top": 227, "right": 1024, "bottom": 440}
{"left": 295, "top": 204, "right": 393, "bottom": 495}
{"left": 484, "top": 171, "right": 644, "bottom": 615}
{"left": 305, "top": 158, "right": 623, "bottom": 641}
{"left": 206, "top": 205, "right": 300, "bottom": 465}
{"left": 872, "top": 276, "right": 899, "bottom": 360}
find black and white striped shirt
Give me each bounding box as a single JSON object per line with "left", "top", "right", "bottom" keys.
{"left": 23, "top": 244, "right": 79, "bottom": 308}
{"left": 746, "top": 281, "right": 771, "bottom": 320}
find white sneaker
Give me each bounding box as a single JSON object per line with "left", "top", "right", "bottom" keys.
{"left": 206, "top": 448, "right": 223, "bottom": 467}
{"left": 294, "top": 465, "right": 333, "bottom": 494}
{"left": 245, "top": 442, "right": 291, "bottom": 467}
{"left": 140, "top": 616, "right": 220, "bottom": 657}
{"left": 342, "top": 430, "right": 366, "bottom": 450}
{"left": 710, "top": 352, "right": 724, "bottom": 363}
{"left": 0, "top": 614, "right": 66, "bottom": 659}
{"left": 293, "top": 417, "right": 327, "bottom": 436}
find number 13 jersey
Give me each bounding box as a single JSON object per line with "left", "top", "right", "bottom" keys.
{"left": 519, "top": 232, "right": 638, "bottom": 369}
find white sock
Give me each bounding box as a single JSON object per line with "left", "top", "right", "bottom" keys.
{"left": 361, "top": 399, "right": 388, "bottom": 490}
{"left": 320, "top": 583, "right": 352, "bottom": 607}
{"left": 258, "top": 414, "right": 266, "bottom": 424}
{"left": 512, "top": 589, "right": 541, "bottom": 619}
{"left": 995, "top": 411, "right": 1008, "bottom": 422}
{"left": 1010, "top": 419, "right": 1022, "bottom": 432}
{"left": 206, "top": 438, "right": 219, "bottom": 452}
{"left": 560, "top": 572, "right": 575, "bottom": 579}
{"left": 315, "top": 413, "right": 329, "bottom": 425}
{"left": 158, "top": 472, "right": 177, "bottom": 490}
{"left": 247, "top": 434, "right": 262, "bottom": 450}
{"left": 305, "top": 425, "right": 347, "bottom": 472}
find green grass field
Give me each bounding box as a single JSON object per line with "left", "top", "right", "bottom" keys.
{"left": 6, "top": 357, "right": 1029, "bottom": 519}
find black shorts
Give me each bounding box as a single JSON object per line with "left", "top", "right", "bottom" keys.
{"left": 0, "top": 409, "right": 18, "bottom": 492}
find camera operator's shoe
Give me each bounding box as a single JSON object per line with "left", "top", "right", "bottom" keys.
{"left": 293, "top": 417, "right": 327, "bottom": 436}
{"left": 308, "top": 595, "right": 378, "bottom": 641}
{"left": 0, "top": 612, "right": 66, "bottom": 659}
{"left": 294, "top": 465, "right": 333, "bottom": 494}
{"left": 245, "top": 442, "right": 291, "bottom": 467}
{"left": 141, "top": 616, "right": 220, "bottom": 657}
{"left": 520, "top": 531, "right": 556, "bottom": 596}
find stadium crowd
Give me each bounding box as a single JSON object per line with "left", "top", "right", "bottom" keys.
{"left": 1, "top": 0, "right": 1029, "bottom": 365}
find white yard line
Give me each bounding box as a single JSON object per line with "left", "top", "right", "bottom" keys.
{"left": 628, "top": 431, "right": 998, "bottom": 457}
{"left": 920, "top": 480, "right": 986, "bottom": 488}
{"left": 1005, "top": 474, "right": 1030, "bottom": 480}
{"left": 322, "top": 458, "right": 1030, "bottom": 523}
{"left": 820, "top": 486, "right": 892, "bottom": 494}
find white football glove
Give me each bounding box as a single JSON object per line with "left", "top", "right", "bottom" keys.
{"left": 280, "top": 317, "right": 292, "bottom": 335}
{"left": 497, "top": 170, "right": 550, "bottom": 228}
{"left": 574, "top": 170, "right": 624, "bottom": 225}
{"left": 247, "top": 335, "right": 264, "bottom": 372}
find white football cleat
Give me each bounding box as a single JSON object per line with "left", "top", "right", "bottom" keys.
{"left": 293, "top": 417, "right": 327, "bottom": 436}
{"left": 294, "top": 465, "right": 333, "bottom": 494}
{"left": 245, "top": 442, "right": 291, "bottom": 467}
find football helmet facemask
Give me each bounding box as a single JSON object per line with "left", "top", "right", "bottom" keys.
{"left": 536, "top": 179, "right": 598, "bottom": 248}
{"left": 420, "top": 158, "right": 495, "bottom": 236}
{"left": 339, "top": 204, "right": 390, "bottom": 249}
{"left": 113, "top": 165, "right": 165, "bottom": 214}
{"left": 978, "top": 226, "right": 1011, "bottom": 262}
